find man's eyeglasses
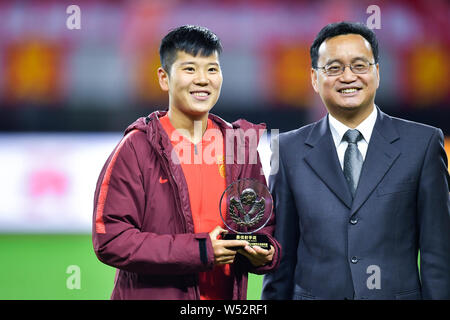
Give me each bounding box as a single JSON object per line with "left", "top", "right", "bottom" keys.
{"left": 316, "top": 61, "right": 376, "bottom": 76}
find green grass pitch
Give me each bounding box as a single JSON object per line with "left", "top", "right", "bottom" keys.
{"left": 0, "top": 234, "right": 263, "bottom": 300}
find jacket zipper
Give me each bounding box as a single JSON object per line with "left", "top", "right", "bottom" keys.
{"left": 161, "top": 151, "right": 200, "bottom": 300}
{"left": 161, "top": 151, "right": 187, "bottom": 233}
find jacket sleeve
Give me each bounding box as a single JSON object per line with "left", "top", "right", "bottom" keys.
{"left": 92, "top": 132, "right": 215, "bottom": 275}
{"left": 417, "top": 128, "right": 450, "bottom": 299}
{"left": 261, "top": 136, "right": 299, "bottom": 300}
{"left": 236, "top": 128, "right": 282, "bottom": 275}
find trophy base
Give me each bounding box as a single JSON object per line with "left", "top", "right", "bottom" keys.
{"left": 222, "top": 233, "right": 271, "bottom": 250}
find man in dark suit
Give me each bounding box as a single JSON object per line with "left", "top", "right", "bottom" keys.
{"left": 261, "top": 21, "right": 450, "bottom": 300}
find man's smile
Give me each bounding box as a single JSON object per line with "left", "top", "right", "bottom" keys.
{"left": 337, "top": 86, "right": 362, "bottom": 96}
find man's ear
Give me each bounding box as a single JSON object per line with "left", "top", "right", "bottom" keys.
{"left": 157, "top": 67, "right": 169, "bottom": 92}
{"left": 311, "top": 68, "right": 319, "bottom": 93}
{"left": 375, "top": 63, "right": 380, "bottom": 89}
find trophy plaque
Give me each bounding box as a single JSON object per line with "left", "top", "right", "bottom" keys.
{"left": 219, "top": 178, "right": 273, "bottom": 250}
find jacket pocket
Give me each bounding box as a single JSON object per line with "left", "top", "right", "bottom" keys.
{"left": 377, "top": 181, "right": 416, "bottom": 197}
{"left": 292, "top": 284, "right": 316, "bottom": 300}
{"left": 395, "top": 288, "right": 422, "bottom": 300}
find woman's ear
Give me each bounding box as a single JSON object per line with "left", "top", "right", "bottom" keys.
{"left": 157, "top": 67, "right": 169, "bottom": 92}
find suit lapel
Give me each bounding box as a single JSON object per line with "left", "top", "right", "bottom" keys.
{"left": 350, "top": 109, "right": 401, "bottom": 216}
{"left": 304, "top": 116, "right": 353, "bottom": 209}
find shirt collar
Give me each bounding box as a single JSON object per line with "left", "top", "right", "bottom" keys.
{"left": 328, "top": 105, "right": 378, "bottom": 146}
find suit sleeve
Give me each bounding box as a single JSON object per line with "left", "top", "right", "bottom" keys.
{"left": 92, "top": 133, "right": 214, "bottom": 275}
{"left": 261, "top": 137, "right": 300, "bottom": 300}
{"left": 417, "top": 128, "right": 450, "bottom": 299}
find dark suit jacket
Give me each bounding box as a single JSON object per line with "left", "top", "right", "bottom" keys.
{"left": 261, "top": 108, "right": 450, "bottom": 300}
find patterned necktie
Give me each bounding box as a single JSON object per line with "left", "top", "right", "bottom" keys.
{"left": 343, "top": 129, "right": 363, "bottom": 198}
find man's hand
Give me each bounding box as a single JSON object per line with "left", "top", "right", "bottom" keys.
{"left": 209, "top": 226, "right": 248, "bottom": 265}
{"left": 237, "top": 245, "right": 274, "bottom": 267}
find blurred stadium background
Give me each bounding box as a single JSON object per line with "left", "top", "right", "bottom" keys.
{"left": 0, "top": 0, "right": 449, "bottom": 299}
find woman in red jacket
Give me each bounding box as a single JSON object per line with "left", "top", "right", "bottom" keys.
{"left": 92, "top": 25, "right": 280, "bottom": 300}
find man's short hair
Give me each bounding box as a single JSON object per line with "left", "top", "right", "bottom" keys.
{"left": 159, "top": 25, "right": 223, "bottom": 75}
{"left": 310, "top": 21, "right": 379, "bottom": 68}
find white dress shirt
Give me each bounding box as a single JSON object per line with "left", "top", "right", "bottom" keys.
{"left": 328, "top": 106, "right": 378, "bottom": 170}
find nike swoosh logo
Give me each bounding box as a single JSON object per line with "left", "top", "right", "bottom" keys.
{"left": 159, "top": 176, "right": 168, "bottom": 184}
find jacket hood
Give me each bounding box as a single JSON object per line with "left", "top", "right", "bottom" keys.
{"left": 124, "top": 114, "right": 151, "bottom": 135}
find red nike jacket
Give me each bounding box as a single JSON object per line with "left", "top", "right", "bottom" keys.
{"left": 92, "top": 110, "right": 281, "bottom": 300}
